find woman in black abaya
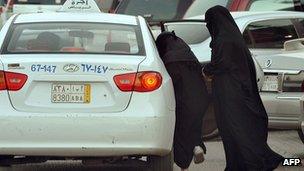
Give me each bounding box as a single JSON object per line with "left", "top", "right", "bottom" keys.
{"left": 156, "top": 31, "right": 209, "bottom": 171}
{"left": 203, "top": 6, "right": 284, "bottom": 171}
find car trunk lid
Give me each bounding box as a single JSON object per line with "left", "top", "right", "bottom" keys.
{"left": 1, "top": 54, "right": 144, "bottom": 113}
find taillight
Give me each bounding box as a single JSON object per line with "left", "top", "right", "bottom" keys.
{"left": 0, "top": 71, "right": 28, "bottom": 91}
{"left": 114, "top": 71, "right": 162, "bottom": 92}
{"left": 0, "top": 71, "right": 6, "bottom": 90}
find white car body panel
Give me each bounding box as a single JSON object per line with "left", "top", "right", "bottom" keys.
{"left": 0, "top": 13, "right": 175, "bottom": 157}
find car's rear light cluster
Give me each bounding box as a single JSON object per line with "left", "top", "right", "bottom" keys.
{"left": 283, "top": 72, "right": 304, "bottom": 92}
{"left": 114, "top": 71, "right": 162, "bottom": 92}
{"left": 0, "top": 71, "right": 28, "bottom": 91}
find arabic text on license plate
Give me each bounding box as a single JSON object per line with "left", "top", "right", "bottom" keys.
{"left": 51, "top": 84, "right": 91, "bottom": 103}
{"left": 261, "top": 75, "right": 279, "bottom": 92}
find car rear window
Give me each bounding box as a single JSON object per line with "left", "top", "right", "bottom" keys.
{"left": 243, "top": 19, "right": 298, "bottom": 49}
{"left": 3, "top": 22, "right": 145, "bottom": 55}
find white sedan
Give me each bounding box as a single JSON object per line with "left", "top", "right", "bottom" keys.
{"left": 163, "top": 11, "right": 304, "bottom": 131}
{"left": 0, "top": 1, "right": 175, "bottom": 170}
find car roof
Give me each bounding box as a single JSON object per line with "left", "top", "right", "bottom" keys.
{"left": 14, "top": 12, "right": 138, "bottom": 25}
{"left": 189, "top": 11, "right": 304, "bottom": 20}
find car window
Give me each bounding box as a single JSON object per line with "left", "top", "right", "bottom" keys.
{"left": 165, "top": 22, "right": 210, "bottom": 45}
{"left": 293, "top": 18, "right": 304, "bottom": 38}
{"left": 243, "top": 19, "right": 298, "bottom": 49}
{"left": 247, "top": 0, "right": 295, "bottom": 11}
{"left": 183, "top": 0, "right": 229, "bottom": 18}
{"left": 116, "top": 0, "right": 231, "bottom": 22}
{"left": 117, "top": 0, "right": 181, "bottom": 21}
{"left": 4, "top": 23, "right": 144, "bottom": 55}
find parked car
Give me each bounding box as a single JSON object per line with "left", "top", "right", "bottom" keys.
{"left": 115, "top": 0, "right": 304, "bottom": 23}
{"left": 0, "top": 0, "right": 175, "bottom": 170}
{"left": 298, "top": 106, "right": 304, "bottom": 144}
{"left": 162, "top": 11, "right": 304, "bottom": 131}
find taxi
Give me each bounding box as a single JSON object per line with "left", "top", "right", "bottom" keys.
{"left": 0, "top": 0, "right": 175, "bottom": 170}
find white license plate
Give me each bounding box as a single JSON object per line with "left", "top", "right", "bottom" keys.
{"left": 51, "top": 84, "right": 91, "bottom": 103}
{"left": 261, "top": 75, "right": 279, "bottom": 92}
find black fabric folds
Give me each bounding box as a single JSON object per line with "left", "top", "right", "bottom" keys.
{"left": 204, "top": 6, "right": 284, "bottom": 171}
{"left": 156, "top": 32, "right": 209, "bottom": 169}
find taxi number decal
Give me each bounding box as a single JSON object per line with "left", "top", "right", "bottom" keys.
{"left": 31, "top": 64, "right": 57, "bottom": 73}
{"left": 81, "top": 64, "right": 108, "bottom": 74}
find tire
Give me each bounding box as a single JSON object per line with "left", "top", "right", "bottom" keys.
{"left": 298, "top": 129, "right": 304, "bottom": 144}
{"left": 149, "top": 151, "right": 173, "bottom": 171}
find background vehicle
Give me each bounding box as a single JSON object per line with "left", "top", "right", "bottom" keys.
{"left": 299, "top": 106, "right": 304, "bottom": 144}
{"left": 299, "top": 107, "right": 304, "bottom": 144}
{"left": 162, "top": 11, "right": 304, "bottom": 139}
{"left": 0, "top": 1, "right": 175, "bottom": 170}
{"left": 115, "top": 0, "right": 304, "bottom": 24}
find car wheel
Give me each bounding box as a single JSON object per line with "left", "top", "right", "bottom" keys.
{"left": 298, "top": 129, "right": 304, "bottom": 144}
{"left": 149, "top": 151, "right": 173, "bottom": 171}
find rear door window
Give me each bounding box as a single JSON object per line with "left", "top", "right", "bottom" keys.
{"left": 164, "top": 22, "right": 209, "bottom": 45}
{"left": 243, "top": 19, "right": 298, "bottom": 49}
{"left": 3, "top": 22, "right": 145, "bottom": 55}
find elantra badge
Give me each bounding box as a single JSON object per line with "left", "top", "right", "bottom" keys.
{"left": 63, "top": 64, "right": 80, "bottom": 73}
{"left": 265, "top": 59, "right": 272, "bottom": 68}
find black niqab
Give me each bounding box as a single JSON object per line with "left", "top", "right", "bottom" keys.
{"left": 204, "top": 6, "right": 284, "bottom": 171}
{"left": 156, "top": 31, "right": 209, "bottom": 169}
{"left": 156, "top": 31, "right": 199, "bottom": 64}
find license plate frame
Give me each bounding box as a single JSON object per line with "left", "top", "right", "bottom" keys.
{"left": 261, "top": 74, "right": 280, "bottom": 92}
{"left": 51, "top": 83, "right": 91, "bottom": 103}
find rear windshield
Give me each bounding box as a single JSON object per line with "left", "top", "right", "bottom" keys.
{"left": 3, "top": 22, "right": 145, "bottom": 55}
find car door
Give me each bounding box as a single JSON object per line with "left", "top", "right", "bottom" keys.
{"left": 163, "top": 20, "right": 264, "bottom": 89}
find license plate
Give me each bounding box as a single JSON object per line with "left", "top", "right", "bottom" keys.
{"left": 51, "top": 84, "right": 91, "bottom": 103}
{"left": 261, "top": 75, "right": 279, "bottom": 92}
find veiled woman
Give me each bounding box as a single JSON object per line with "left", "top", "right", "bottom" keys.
{"left": 203, "top": 6, "right": 284, "bottom": 171}
{"left": 156, "top": 31, "right": 209, "bottom": 171}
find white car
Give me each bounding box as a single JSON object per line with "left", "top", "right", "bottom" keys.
{"left": 163, "top": 11, "right": 304, "bottom": 130}
{"left": 0, "top": 1, "right": 175, "bottom": 170}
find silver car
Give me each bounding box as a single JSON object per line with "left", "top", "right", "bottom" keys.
{"left": 163, "top": 11, "right": 304, "bottom": 130}
{"left": 298, "top": 96, "right": 304, "bottom": 144}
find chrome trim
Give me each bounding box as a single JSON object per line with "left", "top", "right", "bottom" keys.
{"left": 276, "top": 96, "right": 302, "bottom": 100}
{"left": 263, "top": 69, "right": 301, "bottom": 75}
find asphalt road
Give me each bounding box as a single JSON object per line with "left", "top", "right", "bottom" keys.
{"left": 0, "top": 130, "right": 303, "bottom": 171}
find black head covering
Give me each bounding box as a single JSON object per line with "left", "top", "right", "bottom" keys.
{"left": 156, "top": 31, "right": 199, "bottom": 64}
{"left": 205, "top": 5, "right": 244, "bottom": 47}
{"left": 36, "top": 32, "right": 61, "bottom": 51}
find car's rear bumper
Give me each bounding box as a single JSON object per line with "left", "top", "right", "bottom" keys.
{"left": 260, "top": 92, "right": 303, "bottom": 129}
{"left": 0, "top": 113, "right": 175, "bottom": 157}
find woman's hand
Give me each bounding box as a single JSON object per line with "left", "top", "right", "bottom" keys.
{"left": 202, "top": 67, "right": 213, "bottom": 81}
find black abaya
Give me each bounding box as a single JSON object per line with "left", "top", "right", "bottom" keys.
{"left": 156, "top": 32, "right": 209, "bottom": 169}
{"left": 204, "top": 6, "right": 284, "bottom": 171}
